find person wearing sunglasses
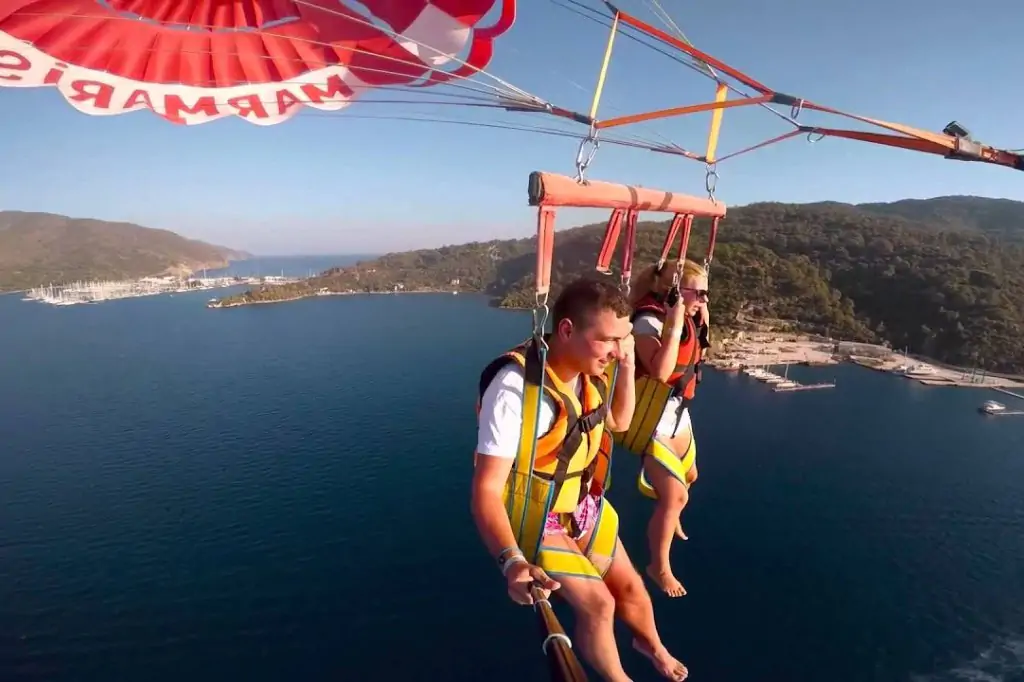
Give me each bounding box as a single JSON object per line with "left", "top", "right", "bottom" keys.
{"left": 611, "top": 258, "right": 710, "bottom": 598}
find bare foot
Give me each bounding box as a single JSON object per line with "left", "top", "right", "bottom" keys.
{"left": 632, "top": 638, "right": 688, "bottom": 681}
{"left": 645, "top": 564, "right": 687, "bottom": 597}
{"left": 674, "top": 518, "right": 688, "bottom": 541}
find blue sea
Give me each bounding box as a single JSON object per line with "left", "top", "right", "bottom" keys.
{"left": 1, "top": 256, "right": 1023, "bottom": 682}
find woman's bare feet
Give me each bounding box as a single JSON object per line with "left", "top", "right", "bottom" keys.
{"left": 645, "top": 564, "right": 686, "bottom": 597}
{"left": 674, "top": 518, "right": 688, "bottom": 540}
{"left": 632, "top": 638, "right": 688, "bottom": 680}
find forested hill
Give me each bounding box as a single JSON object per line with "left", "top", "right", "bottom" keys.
{"left": 217, "top": 196, "right": 1024, "bottom": 373}
{"left": 0, "top": 211, "right": 249, "bottom": 291}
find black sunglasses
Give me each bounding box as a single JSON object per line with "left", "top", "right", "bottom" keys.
{"left": 682, "top": 287, "right": 710, "bottom": 299}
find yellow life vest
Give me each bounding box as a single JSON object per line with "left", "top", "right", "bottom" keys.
{"left": 477, "top": 337, "right": 619, "bottom": 580}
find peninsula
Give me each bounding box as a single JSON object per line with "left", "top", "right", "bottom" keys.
{"left": 0, "top": 210, "right": 249, "bottom": 292}
{"left": 211, "top": 195, "right": 1024, "bottom": 374}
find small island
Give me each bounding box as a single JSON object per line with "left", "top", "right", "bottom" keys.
{"left": 208, "top": 195, "right": 1024, "bottom": 375}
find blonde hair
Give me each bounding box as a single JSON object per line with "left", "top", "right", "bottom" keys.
{"left": 629, "top": 258, "right": 707, "bottom": 306}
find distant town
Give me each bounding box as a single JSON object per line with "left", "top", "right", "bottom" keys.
{"left": 23, "top": 273, "right": 298, "bottom": 306}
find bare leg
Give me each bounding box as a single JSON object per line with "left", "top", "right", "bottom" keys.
{"left": 677, "top": 461, "right": 697, "bottom": 540}
{"left": 541, "top": 533, "right": 632, "bottom": 682}
{"left": 643, "top": 456, "right": 689, "bottom": 598}
{"left": 599, "top": 537, "right": 688, "bottom": 681}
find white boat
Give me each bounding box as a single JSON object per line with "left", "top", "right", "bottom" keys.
{"left": 979, "top": 400, "right": 1006, "bottom": 415}
{"left": 776, "top": 380, "right": 798, "bottom": 389}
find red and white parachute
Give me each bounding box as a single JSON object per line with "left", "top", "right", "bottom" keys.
{"left": 0, "top": 0, "right": 1019, "bottom": 172}
{"left": 0, "top": 0, "right": 515, "bottom": 125}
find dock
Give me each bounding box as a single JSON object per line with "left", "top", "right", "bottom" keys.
{"left": 774, "top": 382, "right": 836, "bottom": 393}
{"left": 993, "top": 388, "right": 1024, "bottom": 401}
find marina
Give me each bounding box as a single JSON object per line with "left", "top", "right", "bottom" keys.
{"left": 740, "top": 361, "right": 837, "bottom": 393}
{"left": 23, "top": 273, "right": 297, "bottom": 306}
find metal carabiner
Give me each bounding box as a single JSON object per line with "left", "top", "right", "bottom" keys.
{"left": 574, "top": 125, "right": 600, "bottom": 184}
{"left": 705, "top": 162, "right": 719, "bottom": 202}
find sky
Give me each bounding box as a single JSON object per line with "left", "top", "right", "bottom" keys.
{"left": 1, "top": 0, "right": 1023, "bottom": 255}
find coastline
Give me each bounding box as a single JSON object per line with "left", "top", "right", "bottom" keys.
{"left": 207, "top": 286, "right": 1023, "bottom": 389}
{"left": 208, "top": 288, "right": 455, "bottom": 308}
{"left": 711, "top": 330, "right": 1024, "bottom": 389}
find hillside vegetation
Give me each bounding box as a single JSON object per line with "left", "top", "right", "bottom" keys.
{"left": 215, "top": 196, "right": 1024, "bottom": 373}
{"left": 0, "top": 211, "right": 248, "bottom": 291}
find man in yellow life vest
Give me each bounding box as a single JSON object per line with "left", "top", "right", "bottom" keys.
{"left": 471, "top": 278, "right": 688, "bottom": 682}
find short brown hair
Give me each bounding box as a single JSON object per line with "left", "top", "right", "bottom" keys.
{"left": 551, "top": 277, "right": 632, "bottom": 330}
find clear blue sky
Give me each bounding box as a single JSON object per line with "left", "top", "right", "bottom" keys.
{"left": 1, "top": 0, "right": 1022, "bottom": 255}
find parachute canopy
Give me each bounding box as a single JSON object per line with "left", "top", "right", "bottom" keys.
{"left": 0, "top": 0, "right": 515, "bottom": 125}
{"left": 1, "top": 0, "right": 1019, "bottom": 175}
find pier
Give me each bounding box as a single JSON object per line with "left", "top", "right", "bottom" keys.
{"left": 740, "top": 363, "right": 837, "bottom": 394}
{"left": 774, "top": 381, "right": 837, "bottom": 392}
{"left": 993, "top": 387, "right": 1024, "bottom": 401}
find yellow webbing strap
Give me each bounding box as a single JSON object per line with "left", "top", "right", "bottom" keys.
{"left": 637, "top": 433, "right": 696, "bottom": 500}
{"left": 581, "top": 498, "right": 619, "bottom": 575}
{"left": 705, "top": 82, "right": 729, "bottom": 163}
{"left": 614, "top": 375, "right": 674, "bottom": 454}
{"left": 508, "top": 337, "right": 551, "bottom": 561}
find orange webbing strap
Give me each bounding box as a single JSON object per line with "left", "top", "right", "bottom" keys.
{"left": 536, "top": 207, "right": 556, "bottom": 300}
{"left": 596, "top": 209, "right": 638, "bottom": 286}
{"left": 621, "top": 210, "right": 637, "bottom": 286}
{"left": 677, "top": 214, "right": 694, "bottom": 264}
{"left": 591, "top": 6, "right": 1024, "bottom": 174}
{"left": 706, "top": 216, "right": 720, "bottom": 269}
{"left": 612, "top": 6, "right": 771, "bottom": 95}
{"left": 595, "top": 209, "right": 625, "bottom": 275}
{"left": 657, "top": 214, "right": 684, "bottom": 268}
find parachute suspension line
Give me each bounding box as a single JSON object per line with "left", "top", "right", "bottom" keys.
{"left": 290, "top": 0, "right": 536, "bottom": 104}
{"left": 668, "top": 214, "right": 694, "bottom": 293}
{"left": 574, "top": 9, "right": 620, "bottom": 183}
{"left": 11, "top": 9, "right": 524, "bottom": 105}
{"left": 594, "top": 4, "right": 1024, "bottom": 171}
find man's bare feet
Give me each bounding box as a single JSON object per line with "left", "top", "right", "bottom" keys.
{"left": 632, "top": 638, "right": 688, "bottom": 681}
{"left": 674, "top": 518, "right": 688, "bottom": 540}
{"left": 645, "top": 564, "right": 687, "bottom": 597}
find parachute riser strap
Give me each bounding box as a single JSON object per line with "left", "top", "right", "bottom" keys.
{"left": 656, "top": 214, "right": 683, "bottom": 273}
{"left": 671, "top": 214, "right": 695, "bottom": 288}
{"left": 595, "top": 208, "right": 638, "bottom": 296}
{"left": 510, "top": 206, "right": 556, "bottom": 539}
{"left": 705, "top": 216, "right": 721, "bottom": 276}
{"left": 574, "top": 8, "right": 619, "bottom": 186}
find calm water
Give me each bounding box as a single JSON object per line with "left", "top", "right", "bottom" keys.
{"left": 1, "top": 258, "right": 1023, "bottom": 682}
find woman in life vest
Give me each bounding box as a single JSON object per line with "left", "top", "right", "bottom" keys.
{"left": 627, "top": 258, "right": 710, "bottom": 597}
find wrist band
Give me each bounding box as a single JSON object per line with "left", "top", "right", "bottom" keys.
{"left": 496, "top": 546, "right": 522, "bottom": 565}
{"left": 501, "top": 554, "right": 528, "bottom": 577}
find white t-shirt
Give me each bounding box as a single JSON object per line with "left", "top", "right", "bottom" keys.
{"left": 476, "top": 363, "right": 583, "bottom": 458}
{"left": 632, "top": 313, "right": 692, "bottom": 439}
